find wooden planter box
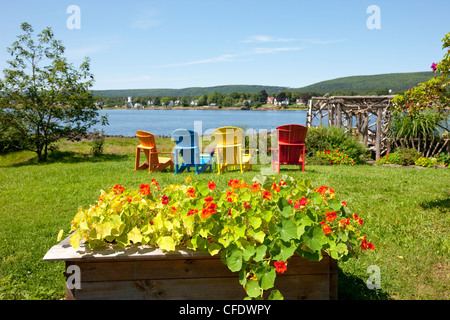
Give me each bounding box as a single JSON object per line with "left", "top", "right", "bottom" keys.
{"left": 43, "top": 236, "right": 337, "bottom": 300}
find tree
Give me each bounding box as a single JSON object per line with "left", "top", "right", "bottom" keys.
{"left": 0, "top": 23, "right": 107, "bottom": 161}
{"left": 391, "top": 32, "right": 450, "bottom": 133}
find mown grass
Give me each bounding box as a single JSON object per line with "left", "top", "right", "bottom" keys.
{"left": 0, "top": 137, "right": 449, "bottom": 300}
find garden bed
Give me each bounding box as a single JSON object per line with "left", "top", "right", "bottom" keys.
{"left": 43, "top": 236, "right": 337, "bottom": 300}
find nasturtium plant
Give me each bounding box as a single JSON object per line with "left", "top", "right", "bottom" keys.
{"left": 60, "top": 175, "right": 375, "bottom": 300}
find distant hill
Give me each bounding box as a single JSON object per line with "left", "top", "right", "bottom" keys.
{"left": 295, "top": 71, "right": 435, "bottom": 94}
{"left": 94, "top": 85, "right": 289, "bottom": 98}
{"left": 94, "top": 71, "right": 435, "bottom": 97}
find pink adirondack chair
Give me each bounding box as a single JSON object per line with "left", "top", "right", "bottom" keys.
{"left": 271, "top": 124, "right": 308, "bottom": 173}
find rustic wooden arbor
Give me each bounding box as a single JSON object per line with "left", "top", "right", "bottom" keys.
{"left": 306, "top": 95, "right": 396, "bottom": 159}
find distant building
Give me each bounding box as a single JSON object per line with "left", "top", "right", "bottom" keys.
{"left": 267, "top": 97, "right": 275, "bottom": 104}
{"left": 190, "top": 99, "right": 199, "bottom": 106}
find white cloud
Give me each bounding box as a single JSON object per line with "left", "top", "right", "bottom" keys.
{"left": 253, "top": 47, "right": 302, "bottom": 54}
{"left": 300, "top": 38, "right": 346, "bottom": 45}
{"left": 242, "top": 35, "right": 297, "bottom": 43}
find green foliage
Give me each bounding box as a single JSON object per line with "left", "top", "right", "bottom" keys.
{"left": 0, "top": 23, "right": 107, "bottom": 162}
{"left": 90, "top": 131, "right": 105, "bottom": 156}
{"left": 306, "top": 126, "right": 367, "bottom": 163}
{"left": 63, "top": 175, "right": 374, "bottom": 300}
{"left": 316, "top": 150, "right": 355, "bottom": 165}
{"left": 414, "top": 157, "right": 438, "bottom": 168}
{"left": 376, "top": 148, "right": 420, "bottom": 166}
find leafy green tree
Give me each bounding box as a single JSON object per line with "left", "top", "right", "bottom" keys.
{"left": 0, "top": 23, "right": 107, "bottom": 161}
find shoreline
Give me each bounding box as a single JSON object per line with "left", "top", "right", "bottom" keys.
{"left": 100, "top": 106, "right": 308, "bottom": 111}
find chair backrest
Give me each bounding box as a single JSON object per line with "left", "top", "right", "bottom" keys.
{"left": 136, "top": 130, "right": 156, "bottom": 149}
{"left": 213, "top": 127, "right": 244, "bottom": 164}
{"left": 276, "top": 124, "right": 308, "bottom": 164}
{"left": 172, "top": 129, "right": 199, "bottom": 164}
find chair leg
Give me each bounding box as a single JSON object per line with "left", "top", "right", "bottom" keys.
{"left": 135, "top": 147, "right": 140, "bottom": 171}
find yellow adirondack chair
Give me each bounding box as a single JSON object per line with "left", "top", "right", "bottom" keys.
{"left": 134, "top": 130, "right": 174, "bottom": 173}
{"left": 212, "top": 126, "right": 254, "bottom": 174}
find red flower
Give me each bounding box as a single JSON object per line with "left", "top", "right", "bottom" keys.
{"left": 339, "top": 218, "right": 350, "bottom": 229}
{"left": 314, "top": 186, "right": 335, "bottom": 195}
{"left": 126, "top": 196, "right": 132, "bottom": 203}
{"left": 249, "top": 182, "right": 261, "bottom": 193}
{"left": 271, "top": 182, "right": 280, "bottom": 192}
{"left": 204, "top": 196, "right": 214, "bottom": 203}
{"left": 325, "top": 211, "right": 337, "bottom": 222}
{"left": 187, "top": 209, "right": 198, "bottom": 216}
{"left": 201, "top": 208, "right": 213, "bottom": 219}
{"left": 262, "top": 190, "right": 273, "bottom": 200}
{"left": 294, "top": 197, "right": 308, "bottom": 209}
{"left": 279, "top": 179, "right": 287, "bottom": 186}
{"left": 151, "top": 179, "right": 159, "bottom": 186}
{"left": 274, "top": 261, "right": 287, "bottom": 274}
{"left": 320, "top": 221, "right": 333, "bottom": 235}
{"left": 112, "top": 184, "right": 125, "bottom": 194}
{"left": 208, "top": 181, "right": 216, "bottom": 190}
{"left": 243, "top": 202, "right": 251, "bottom": 210}
{"left": 360, "top": 235, "right": 375, "bottom": 250}
{"left": 187, "top": 187, "right": 196, "bottom": 198}
{"left": 341, "top": 201, "right": 347, "bottom": 207}
{"left": 225, "top": 190, "right": 236, "bottom": 203}
{"left": 161, "top": 194, "right": 169, "bottom": 205}
{"left": 139, "top": 184, "right": 151, "bottom": 196}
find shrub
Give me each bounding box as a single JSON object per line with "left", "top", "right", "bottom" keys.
{"left": 306, "top": 127, "right": 367, "bottom": 164}
{"left": 415, "top": 157, "right": 438, "bottom": 168}
{"left": 376, "top": 148, "right": 420, "bottom": 166}
{"left": 316, "top": 150, "right": 355, "bottom": 165}
{"left": 90, "top": 131, "right": 105, "bottom": 156}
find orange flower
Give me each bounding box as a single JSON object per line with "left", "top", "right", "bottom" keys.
{"left": 360, "top": 235, "right": 375, "bottom": 250}
{"left": 112, "top": 184, "right": 125, "bottom": 194}
{"left": 187, "top": 187, "right": 196, "bottom": 198}
{"left": 314, "top": 186, "right": 335, "bottom": 195}
{"left": 262, "top": 190, "right": 273, "bottom": 200}
{"left": 187, "top": 209, "right": 198, "bottom": 216}
{"left": 325, "top": 211, "right": 337, "bottom": 222}
{"left": 320, "top": 221, "right": 333, "bottom": 235}
{"left": 274, "top": 261, "right": 287, "bottom": 273}
{"left": 339, "top": 218, "right": 350, "bottom": 229}
{"left": 200, "top": 208, "right": 213, "bottom": 219}
{"left": 341, "top": 201, "right": 347, "bottom": 207}
{"left": 294, "top": 197, "right": 308, "bottom": 209}
{"left": 225, "top": 190, "right": 236, "bottom": 203}
{"left": 139, "top": 184, "right": 151, "bottom": 196}
{"left": 207, "top": 181, "right": 216, "bottom": 190}
{"left": 271, "top": 182, "right": 280, "bottom": 192}
{"left": 249, "top": 182, "right": 261, "bottom": 193}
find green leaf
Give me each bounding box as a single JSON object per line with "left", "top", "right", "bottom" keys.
{"left": 253, "top": 230, "right": 266, "bottom": 243}
{"left": 276, "top": 218, "right": 298, "bottom": 242}
{"left": 226, "top": 249, "right": 243, "bottom": 272}
{"left": 248, "top": 216, "right": 262, "bottom": 229}
{"left": 278, "top": 240, "right": 296, "bottom": 261}
{"left": 158, "top": 236, "right": 176, "bottom": 252}
{"left": 311, "top": 192, "right": 323, "bottom": 205}
{"left": 242, "top": 245, "right": 256, "bottom": 261}
{"left": 254, "top": 245, "right": 267, "bottom": 262}
{"left": 198, "top": 184, "right": 210, "bottom": 197}
{"left": 268, "top": 289, "right": 284, "bottom": 300}
{"left": 328, "top": 198, "right": 342, "bottom": 211}
{"left": 245, "top": 279, "right": 261, "bottom": 298}
{"left": 256, "top": 267, "right": 276, "bottom": 290}
{"left": 127, "top": 226, "right": 143, "bottom": 244}
{"left": 208, "top": 243, "right": 221, "bottom": 256}
{"left": 302, "top": 226, "right": 325, "bottom": 252}
{"left": 277, "top": 197, "right": 292, "bottom": 218}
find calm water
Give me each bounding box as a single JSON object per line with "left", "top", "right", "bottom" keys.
{"left": 94, "top": 109, "right": 314, "bottom": 137}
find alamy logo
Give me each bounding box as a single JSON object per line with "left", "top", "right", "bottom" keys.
{"left": 66, "top": 265, "right": 81, "bottom": 289}
{"left": 366, "top": 5, "right": 381, "bottom": 30}
{"left": 66, "top": 5, "right": 81, "bottom": 30}
{"left": 366, "top": 265, "right": 381, "bottom": 290}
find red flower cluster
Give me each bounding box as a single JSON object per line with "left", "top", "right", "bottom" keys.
{"left": 249, "top": 182, "right": 261, "bottom": 193}
{"left": 187, "top": 209, "right": 198, "bottom": 216}
{"left": 360, "top": 235, "right": 375, "bottom": 250}
{"left": 262, "top": 190, "right": 273, "bottom": 200}
{"left": 319, "top": 221, "right": 333, "bottom": 235}
{"left": 187, "top": 187, "right": 196, "bottom": 198}
{"left": 243, "top": 201, "right": 251, "bottom": 210}
{"left": 208, "top": 181, "right": 216, "bottom": 191}
{"left": 314, "top": 186, "right": 335, "bottom": 195}
{"left": 294, "top": 197, "right": 308, "bottom": 209}
{"left": 225, "top": 190, "right": 236, "bottom": 203}
{"left": 325, "top": 211, "right": 337, "bottom": 222}
{"left": 274, "top": 261, "right": 287, "bottom": 273}
{"left": 161, "top": 194, "right": 169, "bottom": 205}
{"left": 271, "top": 182, "right": 280, "bottom": 192}
{"left": 353, "top": 213, "right": 364, "bottom": 225}
{"left": 201, "top": 197, "right": 217, "bottom": 219}
{"left": 139, "top": 184, "right": 151, "bottom": 196}
{"left": 112, "top": 184, "right": 125, "bottom": 194}
{"left": 228, "top": 179, "right": 247, "bottom": 190}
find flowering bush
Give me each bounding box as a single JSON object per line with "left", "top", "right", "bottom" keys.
{"left": 317, "top": 150, "right": 355, "bottom": 165}
{"left": 414, "top": 157, "right": 438, "bottom": 168}
{"left": 60, "top": 175, "right": 374, "bottom": 300}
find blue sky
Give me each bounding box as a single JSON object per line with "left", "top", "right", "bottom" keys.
{"left": 0, "top": 0, "right": 449, "bottom": 90}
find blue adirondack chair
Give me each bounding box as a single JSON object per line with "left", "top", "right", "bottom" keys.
{"left": 171, "top": 129, "right": 214, "bottom": 174}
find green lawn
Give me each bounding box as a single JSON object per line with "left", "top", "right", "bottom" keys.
{"left": 0, "top": 137, "right": 449, "bottom": 300}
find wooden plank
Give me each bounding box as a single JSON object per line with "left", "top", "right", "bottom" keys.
{"left": 71, "top": 274, "right": 332, "bottom": 300}
{"left": 71, "top": 254, "right": 334, "bottom": 282}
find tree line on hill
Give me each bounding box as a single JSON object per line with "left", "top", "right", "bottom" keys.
{"left": 97, "top": 87, "right": 397, "bottom": 109}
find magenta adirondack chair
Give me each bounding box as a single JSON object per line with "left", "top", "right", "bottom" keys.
{"left": 271, "top": 124, "right": 308, "bottom": 173}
